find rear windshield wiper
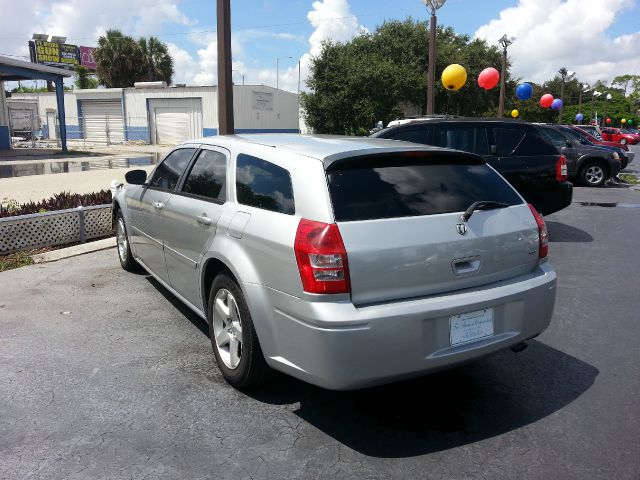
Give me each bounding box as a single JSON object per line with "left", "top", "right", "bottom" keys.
{"left": 461, "top": 201, "right": 510, "bottom": 222}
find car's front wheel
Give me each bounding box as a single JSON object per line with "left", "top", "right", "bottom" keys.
{"left": 580, "top": 161, "right": 607, "bottom": 187}
{"left": 620, "top": 138, "right": 627, "bottom": 145}
{"left": 207, "top": 273, "right": 271, "bottom": 389}
{"left": 115, "top": 210, "right": 140, "bottom": 272}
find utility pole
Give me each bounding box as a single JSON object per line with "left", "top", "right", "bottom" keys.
{"left": 423, "top": 0, "right": 446, "bottom": 115}
{"left": 498, "top": 34, "right": 514, "bottom": 118}
{"left": 297, "top": 60, "right": 301, "bottom": 133}
{"left": 217, "top": 0, "right": 234, "bottom": 135}
{"left": 276, "top": 56, "right": 292, "bottom": 90}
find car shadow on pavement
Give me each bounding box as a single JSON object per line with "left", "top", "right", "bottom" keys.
{"left": 145, "top": 276, "right": 210, "bottom": 338}
{"left": 546, "top": 221, "right": 594, "bottom": 243}
{"left": 246, "top": 341, "right": 598, "bottom": 458}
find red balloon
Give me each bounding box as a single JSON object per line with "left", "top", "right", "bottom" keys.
{"left": 540, "top": 94, "right": 554, "bottom": 108}
{"left": 478, "top": 67, "right": 500, "bottom": 90}
{"left": 606, "top": 118, "right": 612, "bottom": 124}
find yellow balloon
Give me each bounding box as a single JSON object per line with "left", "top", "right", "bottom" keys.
{"left": 441, "top": 64, "right": 467, "bottom": 91}
{"left": 511, "top": 109, "right": 519, "bottom": 118}
{"left": 621, "top": 118, "right": 627, "bottom": 124}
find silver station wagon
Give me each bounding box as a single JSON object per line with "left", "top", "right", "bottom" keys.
{"left": 113, "top": 134, "right": 557, "bottom": 390}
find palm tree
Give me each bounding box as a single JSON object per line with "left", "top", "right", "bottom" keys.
{"left": 138, "top": 37, "right": 174, "bottom": 85}
{"left": 74, "top": 66, "right": 98, "bottom": 89}
{"left": 94, "top": 30, "right": 143, "bottom": 88}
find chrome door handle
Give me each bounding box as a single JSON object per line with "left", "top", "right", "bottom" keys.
{"left": 196, "top": 215, "right": 212, "bottom": 226}
{"left": 152, "top": 202, "right": 164, "bottom": 210}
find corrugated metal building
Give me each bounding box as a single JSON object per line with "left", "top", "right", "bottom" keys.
{"left": 9, "top": 84, "right": 299, "bottom": 145}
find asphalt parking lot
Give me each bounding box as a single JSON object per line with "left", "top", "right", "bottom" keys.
{"left": 1, "top": 147, "right": 640, "bottom": 479}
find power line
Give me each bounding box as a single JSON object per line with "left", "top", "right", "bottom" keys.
{"left": 0, "top": 53, "right": 30, "bottom": 58}
{"left": 0, "top": 13, "right": 375, "bottom": 42}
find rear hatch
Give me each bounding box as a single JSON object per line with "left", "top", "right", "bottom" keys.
{"left": 326, "top": 151, "right": 541, "bottom": 305}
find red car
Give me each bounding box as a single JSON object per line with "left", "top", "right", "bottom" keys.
{"left": 601, "top": 127, "right": 639, "bottom": 145}
{"left": 570, "top": 126, "right": 629, "bottom": 151}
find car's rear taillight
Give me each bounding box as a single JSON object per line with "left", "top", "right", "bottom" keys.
{"left": 556, "top": 155, "right": 568, "bottom": 182}
{"left": 528, "top": 204, "right": 548, "bottom": 259}
{"left": 294, "top": 219, "right": 350, "bottom": 294}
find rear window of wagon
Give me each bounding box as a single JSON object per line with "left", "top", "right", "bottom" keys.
{"left": 327, "top": 153, "right": 523, "bottom": 221}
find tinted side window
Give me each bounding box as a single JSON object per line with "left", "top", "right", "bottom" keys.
{"left": 236, "top": 154, "right": 294, "bottom": 214}
{"left": 388, "top": 128, "right": 428, "bottom": 144}
{"left": 328, "top": 154, "right": 522, "bottom": 221}
{"left": 148, "top": 148, "right": 195, "bottom": 190}
{"left": 435, "top": 126, "right": 489, "bottom": 155}
{"left": 494, "top": 128, "right": 526, "bottom": 156}
{"left": 539, "top": 128, "right": 567, "bottom": 149}
{"left": 512, "top": 131, "right": 558, "bottom": 155}
{"left": 182, "top": 150, "right": 227, "bottom": 201}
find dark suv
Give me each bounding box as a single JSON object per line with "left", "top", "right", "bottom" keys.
{"left": 373, "top": 119, "right": 573, "bottom": 215}
{"left": 535, "top": 125, "right": 621, "bottom": 186}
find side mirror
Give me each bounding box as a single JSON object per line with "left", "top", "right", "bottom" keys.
{"left": 566, "top": 139, "right": 573, "bottom": 148}
{"left": 125, "top": 169, "right": 147, "bottom": 185}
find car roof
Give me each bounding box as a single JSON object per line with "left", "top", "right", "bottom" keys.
{"left": 180, "top": 133, "right": 475, "bottom": 167}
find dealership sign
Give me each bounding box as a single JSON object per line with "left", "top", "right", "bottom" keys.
{"left": 28, "top": 40, "right": 96, "bottom": 70}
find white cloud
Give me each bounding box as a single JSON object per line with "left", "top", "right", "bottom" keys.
{"left": 474, "top": 0, "right": 640, "bottom": 86}
{"left": 279, "top": 0, "right": 365, "bottom": 92}
{"left": 1, "top": 0, "right": 194, "bottom": 61}
{"left": 163, "top": 0, "right": 363, "bottom": 92}
{"left": 2, "top": 0, "right": 362, "bottom": 93}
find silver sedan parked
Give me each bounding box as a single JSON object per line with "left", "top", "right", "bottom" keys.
{"left": 113, "top": 134, "right": 557, "bottom": 390}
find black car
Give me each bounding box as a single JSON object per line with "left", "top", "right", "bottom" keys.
{"left": 373, "top": 118, "right": 573, "bottom": 215}
{"left": 535, "top": 125, "right": 621, "bottom": 187}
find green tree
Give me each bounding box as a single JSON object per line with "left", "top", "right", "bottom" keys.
{"left": 302, "top": 19, "right": 507, "bottom": 134}
{"left": 94, "top": 30, "right": 144, "bottom": 88}
{"left": 138, "top": 36, "right": 174, "bottom": 85}
{"left": 611, "top": 74, "right": 640, "bottom": 97}
{"left": 74, "top": 66, "right": 99, "bottom": 89}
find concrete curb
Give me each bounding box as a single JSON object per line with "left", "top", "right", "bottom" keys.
{"left": 31, "top": 237, "right": 115, "bottom": 264}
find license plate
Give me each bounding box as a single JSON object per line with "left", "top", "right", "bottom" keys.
{"left": 449, "top": 308, "right": 494, "bottom": 346}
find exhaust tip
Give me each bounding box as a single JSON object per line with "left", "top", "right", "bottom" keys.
{"left": 510, "top": 341, "right": 529, "bottom": 353}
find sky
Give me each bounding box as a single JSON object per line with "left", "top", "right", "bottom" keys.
{"left": 1, "top": 0, "right": 639, "bottom": 92}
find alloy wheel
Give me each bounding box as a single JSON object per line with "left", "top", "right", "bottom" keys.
{"left": 212, "top": 288, "right": 243, "bottom": 369}
{"left": 116, "top": 218, "right": 128, "bottom": 262}
{"left": 585, "top": 165, "right": 604, "bottom": 185}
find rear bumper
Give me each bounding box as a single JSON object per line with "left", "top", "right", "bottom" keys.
{"left": 245, "top": 263, "right": 557, "bottom": 390}
{"left": 524, "top": 181, "right": 573, "bottom": 216}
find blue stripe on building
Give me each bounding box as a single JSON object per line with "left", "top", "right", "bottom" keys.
{"left": 0, "top": 126, "right": 10, "bottom": 150}
{"left": 235, "top": 128, "right": 300, "bottom": 134}
{"left": 127, "top": 127, "right": 150, "bottom": 142}
{"left": 201, "top": 128, "right": 299, "bottom": 136}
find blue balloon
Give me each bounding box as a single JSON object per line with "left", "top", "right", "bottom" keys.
{"left": 516, "top": 83, "right": 533, "bottom": 100}
{"left": 576, "top": 113, "right": 584, "bottom": 122}
{"left": 551, "top": 98, "right": 563, "bottom": 110}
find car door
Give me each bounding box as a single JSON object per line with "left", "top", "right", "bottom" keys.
{"left": 161, "top": 146, "right": 229, "bottom": 309}
{"left": 128, "top": 147, "right": 196, "bottom": 283}
{"left": 539, "top": 127, "right": 581, "bottom": 177}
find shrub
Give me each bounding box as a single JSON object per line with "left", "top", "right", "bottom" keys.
{"left": 0, "top": 190, "right": 112, "bottom": 218}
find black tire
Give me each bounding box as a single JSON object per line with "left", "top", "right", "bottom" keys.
{"left": 620, "top": 138, "right": 627, "bottom": 145}
{"left": 115, "top": 210, "right": 140, "bottom": 272}
{"left": 579, "top": 161, "right": 607, "bottom": 187}
{"left": 207, "top": 273, "right": 271, "bottom": 389}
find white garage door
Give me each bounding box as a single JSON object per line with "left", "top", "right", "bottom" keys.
{"left": 150, "top": 98, "right": 203, "bottom": 145}
{"left": 81, "top": 100, "right": 124, "bottom": 144}
{"left": 155, "top": 107, "right": 191, "bottom": 145}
